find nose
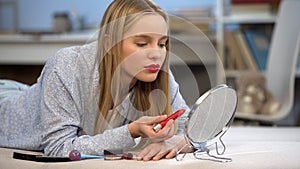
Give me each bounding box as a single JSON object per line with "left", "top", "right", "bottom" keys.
{"left": 147, "top": 47, "right": 165, "bottom": 61}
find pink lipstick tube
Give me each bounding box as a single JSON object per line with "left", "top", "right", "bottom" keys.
{"left": 153, "top": 109, "right": 186, "bottom": 132}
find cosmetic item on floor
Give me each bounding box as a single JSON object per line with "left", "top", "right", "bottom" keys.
{"left": 103, "top": 149, "right": 124, "bottom": 160}
{"left": 13, "top": 152, "right": 70, "bottom": 162}
{"left": 69, "top": 150, "right": 104, "bottom": 161}
{"left": 13, "top": 149, "right": 134, "bottom": 162}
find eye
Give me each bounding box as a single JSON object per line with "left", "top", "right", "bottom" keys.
{"left": 159, "top": 39, "right": 168, "bottom": 48}
{"left": 136, "top": 43, "right": 147, "bottom": 47}
{"left": 159, "top": 43, "right": 166, "bottom": 48}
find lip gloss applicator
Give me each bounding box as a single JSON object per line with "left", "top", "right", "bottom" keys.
{"left": 69, "top": 150, "right": 104, "bottom": 161}
{"left": 153, "top": 109, "right": 186, "bottom": 132}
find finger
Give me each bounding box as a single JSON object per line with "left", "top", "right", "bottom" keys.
{"left": 165, "top": 119, "right": 175, "bottom": 136}
{"left": 143, "top": 154, "right": 154, "bottom": 161}
{"left": 161, "top": 119, "right": 174, "bottom": 131}
{"left": 159, "top": 119, "right": 175, "bottom": 137}
{"left": 152, "top": 150, "right": 170, "bottom": 161}
{"left": 142, "top": 149, "right": 159, "bottom": 161}
{"left": 149, "top": 120, "right": 174, "bottom": 142}
{"left": 135, "top": 115, "right": 167, "bottom": 125}
{"left": 166, "top": 122, "right": 176, "bottom": 138}
{"left": 151, "top": 115, "right": 167, "bottom": 124}
{"left": 135, "top": 116, "right": 159, "bottom": 124}
{"left": 136, "top": 148, "right": 151, "bottom": 161}
{"left": 165, "top": 149, "right": 177, "bottom": 159}
{"left": 137, "top": 146, "right": 161, "bottom": 161}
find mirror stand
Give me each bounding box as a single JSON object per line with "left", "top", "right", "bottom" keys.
{"left": 176, "top": 133, "right": 232, "bottom": 163}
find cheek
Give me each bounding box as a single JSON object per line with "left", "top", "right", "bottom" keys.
{"left": 162, "top": 51, "right": 167, "bottom": 61}
{"left": 121, "top": 50, "right": 146, "bottom": 75}
{"left": 120, "top": 43, "right": 135, "bottom": 61}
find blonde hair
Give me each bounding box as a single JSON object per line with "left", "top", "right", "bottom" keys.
{"left": 95, "top": 0, "right": 172, "bottom": 134}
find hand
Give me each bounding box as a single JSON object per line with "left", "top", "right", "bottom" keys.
{"left": 136, "top": 135, "right": 194, "bottom": 161}
{"left": 128, "top": 115, "right": 175, "bottom": 143}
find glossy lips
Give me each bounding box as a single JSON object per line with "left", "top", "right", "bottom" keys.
{"left": 144, "top": 64, "right": 160, "bottom": 73}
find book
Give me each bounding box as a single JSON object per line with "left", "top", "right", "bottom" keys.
{"left": 234, "top": 31, "right": 259, "bottom": 71}
{"left": 243, "top": 29, "right": 271, "bottom": 71}
{"left": 224, "top": 31, "right": 246, "bottom": 70}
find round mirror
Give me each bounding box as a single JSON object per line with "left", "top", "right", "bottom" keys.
{"left": 177, "top": 84, "right": 237, "bottom": 162}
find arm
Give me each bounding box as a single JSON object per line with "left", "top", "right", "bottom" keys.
{"left": 39, "top": 47, "right": 138, "bottom": 156}
{"left": 40, "top": 68, "right": 137, "bottom": 156}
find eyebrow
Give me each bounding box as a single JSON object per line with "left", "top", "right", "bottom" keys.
{"left": 133, "top": 35, "right": 168, "bottom": 41}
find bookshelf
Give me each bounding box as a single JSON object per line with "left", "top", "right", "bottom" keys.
{"left": 221, "top": 5, "right": 276, "bottom": 24}
{"left": 215, "top": 0, "right": 300, "bottom": 126}
{"left": 215, "top": 0, "right": 278, "bottom": 82}
{"left": 216, "top": 0, "right": 300, "bottom": 79}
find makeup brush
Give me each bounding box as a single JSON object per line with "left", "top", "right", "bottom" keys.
{"left": 69, "top": 150, "right": 104, "bottom": 161}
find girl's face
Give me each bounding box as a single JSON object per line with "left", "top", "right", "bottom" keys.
{"left": 120, "top": 14, "right": 168, "bottom": 83}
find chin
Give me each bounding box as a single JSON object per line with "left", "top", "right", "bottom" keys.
{"left": 137, "top": 74, "right": 158, "bottom": 82}
{"left": 141, "top": 77, "right": 157, "bottom": 82}
{"left": 143, "top": 79, "right": 157, "bottom": 83}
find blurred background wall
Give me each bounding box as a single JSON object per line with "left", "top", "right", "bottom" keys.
{"left": 1, "top": 0, "right": 213, "bottom": 32}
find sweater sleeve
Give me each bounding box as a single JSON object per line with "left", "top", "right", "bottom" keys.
{"left": 39, "top": 47, "right": 136, "bottom": 156}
